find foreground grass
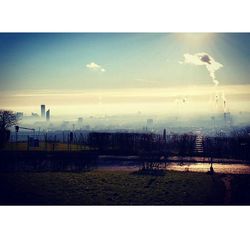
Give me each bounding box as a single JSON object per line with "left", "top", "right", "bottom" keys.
{"left": 231, "top": 175, "right": 250, "bottom": 204}
{"left": 4, "top": 142, "right": 90, "bottom": 151}
{"left": 0, "top": 171, "right": 225, "bottom": 205}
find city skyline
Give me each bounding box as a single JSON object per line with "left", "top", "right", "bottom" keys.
{"left": 1, "top": 33, "right": 250, "bottom": 117}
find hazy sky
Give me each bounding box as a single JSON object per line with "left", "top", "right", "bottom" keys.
{"left": 0, "top": 33, "right": 250, "bottom": 116}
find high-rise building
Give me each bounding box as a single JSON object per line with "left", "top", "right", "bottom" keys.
{"left": 163, "top": 128, "right": 166, "bottom": 142}
{"left": 46, "top": 109, "right": 50, "bottom": 121}
{"left": 41, "top": 104, "right": 45, "bottom": 118}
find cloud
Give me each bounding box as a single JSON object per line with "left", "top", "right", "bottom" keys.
{"left": 86, "top": 62, "right": 101, "bottom": 70}
{"left": 86, "top": 62, "right": 106, "bottom": 72}
{"left": 180, "top": 52, "right": 223, "bottom": 86}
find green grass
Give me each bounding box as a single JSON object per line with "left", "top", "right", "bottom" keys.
{"left": 0, "top": 171, "right": 225, "bottom": 205}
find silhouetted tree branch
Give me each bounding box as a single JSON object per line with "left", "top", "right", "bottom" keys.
{"left": 0, "top": 110, "right": 19, "bottom": 149}
{"left": 0, "top": 110, "right": 18, "bottom": 131}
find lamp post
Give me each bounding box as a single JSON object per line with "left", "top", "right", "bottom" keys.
{"left": 15, "top": 125, "right": 19, "bottom": 150}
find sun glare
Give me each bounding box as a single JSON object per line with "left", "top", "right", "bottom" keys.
{"left": 175, "top": 33, "right": 213, "bottom": 46}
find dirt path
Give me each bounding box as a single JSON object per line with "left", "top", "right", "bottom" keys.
{"left": 221, "top": 175, "right": 233, "bottom": 204}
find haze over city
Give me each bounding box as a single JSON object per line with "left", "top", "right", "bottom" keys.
{"left": 1, "top": 33, "right": 250, "bottom": 124}
{"left": 1, "top": 32, "right": 250, "bottom": 206}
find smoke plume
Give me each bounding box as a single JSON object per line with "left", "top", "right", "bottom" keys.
{"left": 222, "top": 92, "right": 227, "bottom": 112}
{"left": 180, "top": 52, "right": 223, "bottom": 86}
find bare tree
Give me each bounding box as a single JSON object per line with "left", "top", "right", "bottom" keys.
{"left": 0, "top": 110, "right": 19, "bottom": 149}
{"left": 0, "top": 110, "right": 19, "bottom": 131}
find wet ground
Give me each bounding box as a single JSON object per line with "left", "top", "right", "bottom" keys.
{"left": 97, "top": 162, "right": 250, "bottom": 174}
{"left": 166, "top": 162, "right": 250, "bottom": 174}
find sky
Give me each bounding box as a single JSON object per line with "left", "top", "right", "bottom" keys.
{"left": 0, "top": 33, "right": 250, "bottom": 116}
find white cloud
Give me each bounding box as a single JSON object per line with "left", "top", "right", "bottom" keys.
{"left": 86, "top": 62, "right": 106, "bottom": 72}
{"left": 180, "top": 52, "right": 223, "bottom": 86}
{"left": 86, "top": 62, "right": 101, "bottom": 70}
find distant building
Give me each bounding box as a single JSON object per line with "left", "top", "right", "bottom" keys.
{"left": 41, "top": 104, "right": 45, "bottom": 118}
{"left": 163, "top": 128, "right": 166, "bottom": 142}
{"left": 147, "top": 119, "right": 153, "bottom": 126}
{"left": 78, "top": 117, "right": 83, "bottom": 124}
{"left": 61, "top": 121, "right": 70, "bottom": 130}
{"left": 224, "top": 112, "right": 232, "bottom": 127}
{"left": 16, "top": 112, "right": 23, "bottom": 120}
{"left": 46, "top": 109, "right": 50, "bottom": 121}
{"left": 31, "top": 112, "right": 39, "bottom": 118}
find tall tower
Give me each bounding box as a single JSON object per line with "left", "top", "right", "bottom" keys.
{"left": 46, "top": 109, "right": 50, "bottom": 122}
{"left": 41, "top": 104, "right": 45, "bottom": 118}
{"left": 163, "top": 128, "right": 166, "bottom": 142}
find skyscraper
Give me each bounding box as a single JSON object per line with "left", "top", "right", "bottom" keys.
{"left": 46, "top": 109, "right": 50, "bottom": 121}
{"left": 41, "top": 104, "right": 45, "bottom": 118}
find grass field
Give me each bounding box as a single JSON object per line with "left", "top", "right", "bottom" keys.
{"left": 0, "top": 170, "right": 225, "bottom": 205}
{"left": 231, "top": 175, "right": 250, "bottom": 204}
{"left": 4, "top": 142, "right": 90, "bottom": 151}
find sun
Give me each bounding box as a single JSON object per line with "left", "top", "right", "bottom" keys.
{"left": 175, "top": 33, "right": 214, "bottom": 46}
